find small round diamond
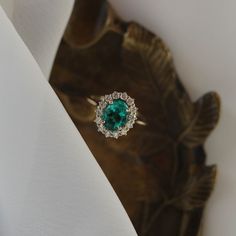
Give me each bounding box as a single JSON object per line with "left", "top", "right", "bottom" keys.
{"left": 112, "top": 91, "right": 119, "bottom": 99}
{"left": 121, "top": 92, "right": 128, "bottom": 100}
{"left": 127, "top": 97, "right": 134, "bottom": 105}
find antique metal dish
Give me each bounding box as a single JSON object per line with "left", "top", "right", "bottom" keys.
{"left": 50, "top": 1, "right": 221, "bottom": 235}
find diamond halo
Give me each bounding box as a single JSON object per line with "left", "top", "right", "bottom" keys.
{"left": 95, "top": 92, "right": 138, "bottom": 139}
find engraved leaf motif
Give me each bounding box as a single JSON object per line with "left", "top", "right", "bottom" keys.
{"left": 122, "top": 23, "right": 196, "bottom": 140}
{"left": 180, "top": 92, "right": 220, "bottom": 147}
{"left": 174, "top": 165, "right": 217, "bottom": 211}
{"left": 122, "top": 24, "right": 220, "bottom": 147}
{"left": 123, "top": 23, "right": 177, "bottom": 96}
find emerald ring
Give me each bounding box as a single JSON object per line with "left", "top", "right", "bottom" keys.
{"left": 94, "top": 91, "right": 139, "bottom": 139}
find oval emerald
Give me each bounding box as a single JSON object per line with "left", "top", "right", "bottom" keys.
{"left": 102, "top": 99, "right": 129, "bottom": 131}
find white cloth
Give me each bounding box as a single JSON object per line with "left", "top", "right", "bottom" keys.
{"left": 0, "top": 1, "right": 137, "bottom": 236}
{"left": 0, "top": 0, "right": 74, "bottom": 78}
{"left": 110, "top": 0, "right": 236, "bottom": 235}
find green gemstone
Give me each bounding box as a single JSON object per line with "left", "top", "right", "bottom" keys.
{"left": 102, "top": 99, "right": 129, "bottom": 132}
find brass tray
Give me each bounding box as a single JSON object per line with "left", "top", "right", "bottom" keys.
{"left": 50, "top": 1, "right": 221, "bottom": 235}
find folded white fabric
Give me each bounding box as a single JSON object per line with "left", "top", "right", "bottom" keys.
{"left": 0, "top": 2, "right": 137, "bottom": 236}
{"left": 0, "top": 0, "right": 74, "bottom": 78}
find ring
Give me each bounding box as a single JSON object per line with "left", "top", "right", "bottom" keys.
{"left": 92, "top": 91, "right": 146, "bottom": 139}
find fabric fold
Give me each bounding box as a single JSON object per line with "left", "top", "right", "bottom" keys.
{"left": 0, "top": 3, "right": 137, "bottom": 236}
